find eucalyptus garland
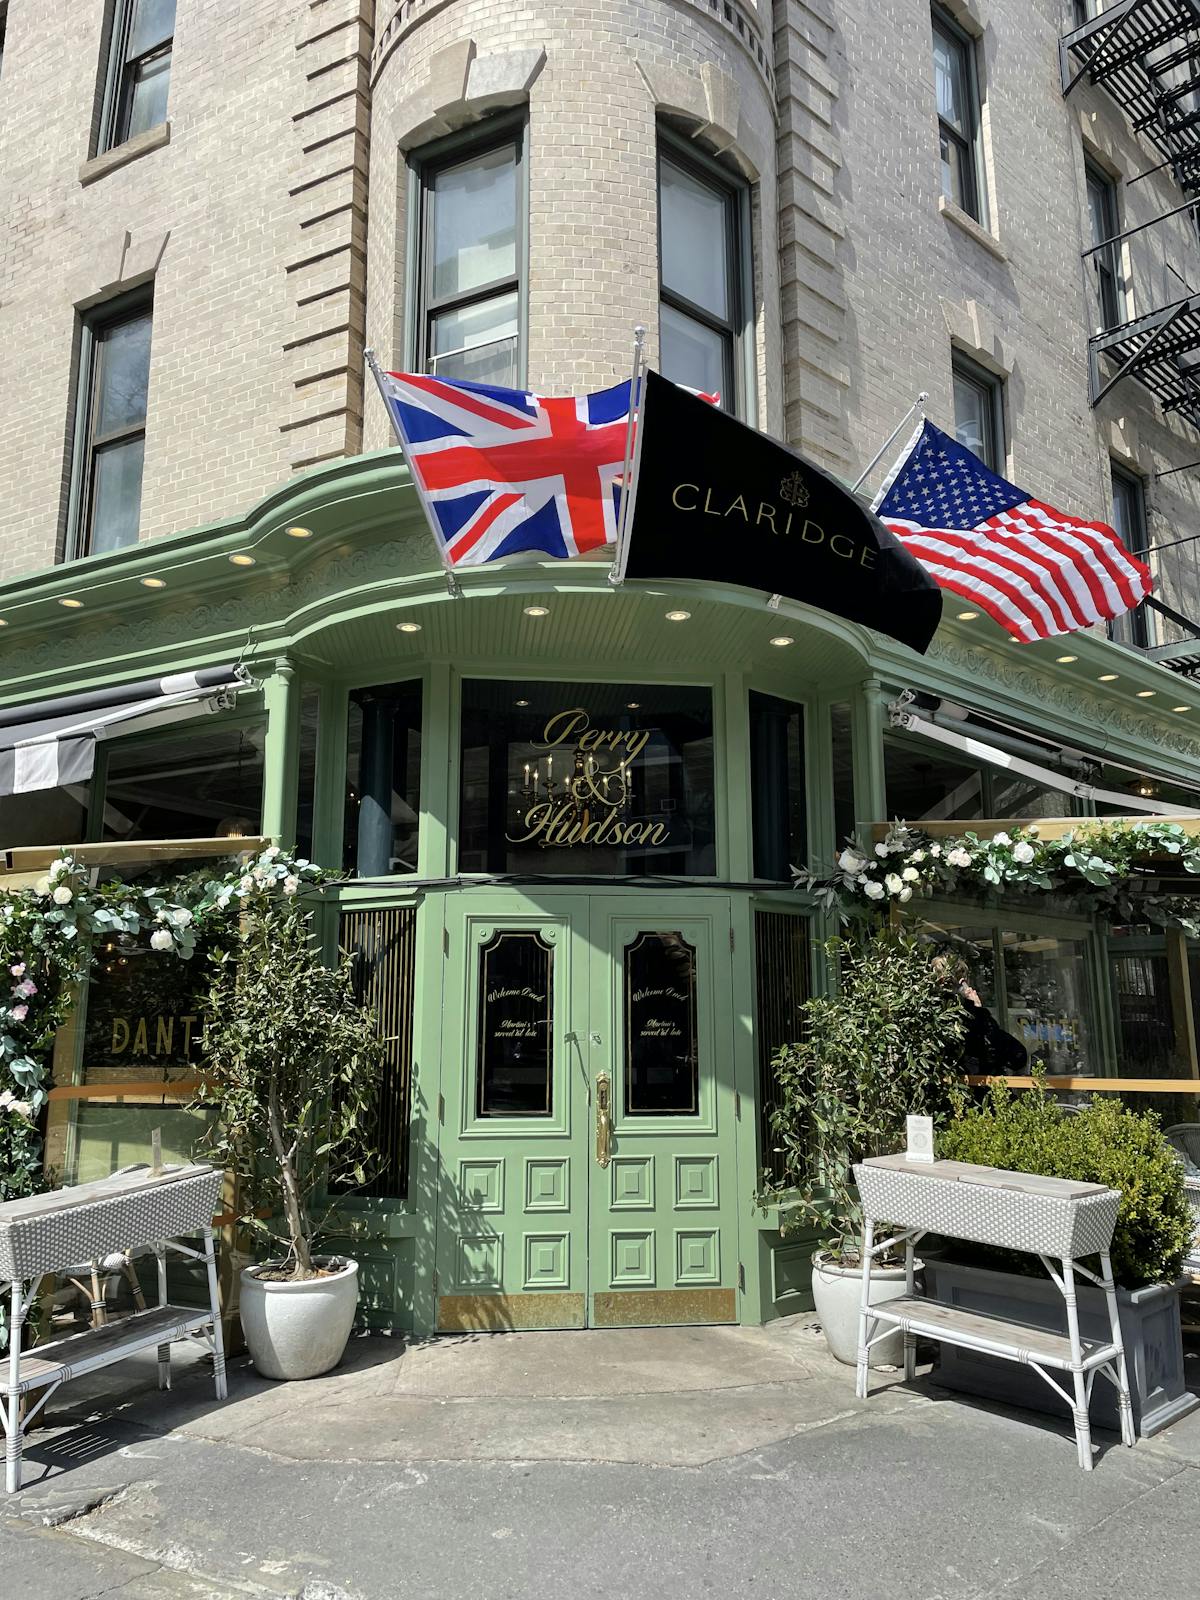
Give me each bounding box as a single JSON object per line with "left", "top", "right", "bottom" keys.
{"left": 0, "top": 846, "right": 322, "bottom": 1204}
{"left": 800, "top": 819, "right": 1200, "bottom": 935}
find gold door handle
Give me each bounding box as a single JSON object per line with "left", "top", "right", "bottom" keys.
{"left": 595, "top": 1072, "right": 613, "bottom": 1168}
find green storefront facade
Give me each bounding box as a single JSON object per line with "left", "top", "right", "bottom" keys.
{"left": 4, "top": 449, "right": 1200, "bottom": 1335}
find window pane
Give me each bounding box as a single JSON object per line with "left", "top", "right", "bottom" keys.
{"left": 476, "top": 931, "right": 553, "bottom": 1117}
{"left": 1086, "top": 171, "right": 1120, "bottom": 329}
{"left": 430, "top": 291, "right": 519, "bottom": 385}
{"left": 953, "top": 369, "right": 995, "bottom": 469}
{"left": 624, "top": 932, "right": 699, "bottom": 1116}
{"left": 90, "top": 436, "right": 145, "bottom": 553}
{"left": 939, "top": 127, "right": 973, "bottom": 214}
{"left": 102, "top": 722, "right": 265, "bottom": 839}
{"left": 459, "top": 680, "right": 716, "bottom": 875}
{"left": 750, "top": 691, "right": 806, "bottom": 880}
{"left": 95, "top": 313, "right": 152, "bottom": 436}
{"left": 660, "top": 157, "right": 730, "bottom": 319}
{"left": 1002, "top": 930, "right": 1093, "bottom": 1074}
{"left": 344, "top": 681, "right": 422, "bottom": 875}
{"left": 660, "top": 302, "right": 727, "bottom": 400}
{"left": 120, "top": 52, "right": 171, "bottom": 141}
{"left": 430, "top": 143, "right": 517, "bottom": 300}
{"left": 128, "top": 0, "right": 175, "bottom": 58}
{"left": 933, "top": 25, "right": 968, "bottom": 133}
{"left": 295, "top": 688, "right": 320, "bottom": 862}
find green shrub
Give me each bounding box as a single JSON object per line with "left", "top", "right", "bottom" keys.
{"left": 939, "top": 1081, "right": 1193, "bottom": 1288}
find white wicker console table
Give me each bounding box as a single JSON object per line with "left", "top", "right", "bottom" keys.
{"left": 1, "top": 1162, "right": 227, "bottom": 1493}
{"left": 852, "top": 1154, "right": 1134, "bottom": 1471}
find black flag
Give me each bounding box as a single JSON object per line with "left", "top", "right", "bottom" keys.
{"left": 621, "top": 372, "right": 942, "bottom": 654}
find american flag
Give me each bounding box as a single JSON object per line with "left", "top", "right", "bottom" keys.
{"left": 378, "top": 370, "right": 631, "bottom": 566}
{"left": 873, "top": 420, "right": 1153, "bottom": 643}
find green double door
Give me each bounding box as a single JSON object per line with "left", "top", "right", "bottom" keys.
{"left": 434, "top": 891, "right": 740, "bottom": 1330}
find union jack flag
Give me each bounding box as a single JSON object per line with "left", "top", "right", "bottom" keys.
{"left": 874, "top": 420, "right": 1153, "bottom": 643}
{"left": 377, "top": 370, "right": 633, "bottom": 567}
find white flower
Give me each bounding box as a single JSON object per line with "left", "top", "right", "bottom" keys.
{"left": 1012, "top": 841, "right": 1036, "bottom": 865}
{"left": 150, "top": 928, "right": 174, "bottom": 952}
{"left": 902, "top": 866, "right": 920, "bottom": 882}
{"left": 947, "top": 847, "right": 972, "bottom": 869}
{"left": 33, "top": 877, "right": 51, "bottom": 897}
{"left": 238, "top": 875, "right": 255, "bottom": 894}
{"left": 838, "top": 849, "right": 867, "bottom": 876}
{"left": 992, "top": 831, "right": 1011, "bottom": 847}
{"left": 930, "top": 844, "right": 942, "bottom": 858}
{"left": 51, "top": 885, "right": 73, "bottom": 906}
{"left": 909, "top": 850, "right": 926, "bottom": 864}
{"left": 282, "top": 875, "right": 300, "bottom": 896}
{"left": 216, "top": 893, "right": 231, "bottom": 910}
{"left": 0, "top": 1090, "right": 11, "bottom": 1108}
{"left": 170, "top": 907, "right": 193, "bottom": 927}
{"left": 863, "top": 880, "right": 885, "bottom": 900}
{"left": 874, "top": 843, "right": 888, "bottom": 858}
{"left": 48, "top": 859, "right": 70, "bottom": 881}
{"left": 884, "top": 873, "right": 903, "bottom": 894}
{"left": 899, "top": 886, "right": 913, "bottom": 902}
{"left": 262, "top": 846, "right": 281, "bottom": 861}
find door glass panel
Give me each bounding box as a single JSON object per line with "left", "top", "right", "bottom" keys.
{"left": 476, "top": 930, "right": 554, "bottom": 1117}
{"left": 624, "top": 931, "right": 698, "bottom": 1116}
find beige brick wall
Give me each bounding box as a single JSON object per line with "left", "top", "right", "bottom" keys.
{"left": 0, "top": 0, "right": 372, "bottom": 583}
{"left": 775, "top": 0, "right": 1200, "bottom": 636}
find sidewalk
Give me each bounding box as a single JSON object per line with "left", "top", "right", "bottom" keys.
{"left": 3, "top": 1316, "right": 1200, "bottom": 1599}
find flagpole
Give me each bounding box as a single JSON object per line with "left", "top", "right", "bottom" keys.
{"left": 850, "top": 391, "right": 928, "bottom": 494}
{"left": 608, "top": 325, "right": 646, "bottom": 588}
{"left": 364, "top": 348, "right": 461, "bottom": 599}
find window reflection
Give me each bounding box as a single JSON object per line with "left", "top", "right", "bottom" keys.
{"left": 102, "top": 720, "right": 265, "bottom": 840}
{"left": 344, "top": 682, "right": 422, "bottom": 876}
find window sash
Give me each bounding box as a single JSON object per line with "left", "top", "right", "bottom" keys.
{"left": 932, "top": 9, "right": 985, "bottom": 224}
{"left": 1085, "top": 165, "right": 1124, "bottom": 330}
{"left": 102, "top": 0, "right": 175, "bottom": 152}
{"left": 413, "top": 125, "right": 525, "bottom": 386}
{"left": 951, "top": 356, "right": 1003, "bottom": 473}
{"left": 1108, "top": 465, "right": 1150, "bottom": 647}
{"left": 73, "top": 301, "right": 153, "bottom": 560}
{"left": 656, "top": 140, "right": 747, "bottom": 413}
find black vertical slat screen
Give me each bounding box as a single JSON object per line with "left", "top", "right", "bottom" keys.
{"left": 754, "top": 910, "right": 811, "bottom": 1180}
{"left": 339, "top": 907, "right": 418, "bottom": 1198}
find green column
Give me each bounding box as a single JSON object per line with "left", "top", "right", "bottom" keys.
{"left": 260, "top": 656, "right": 300, "bottom": 846}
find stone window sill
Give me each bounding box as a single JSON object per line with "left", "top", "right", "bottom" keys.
{"left": 939, "top": 195, "right": 1009, "bottom": 263}
{"left": 79, "top": 122, "right": 171, "bottom": 187}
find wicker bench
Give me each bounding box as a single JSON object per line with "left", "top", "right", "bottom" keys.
{"left": 1, "top": 1163, "right": 227, "bottom": 1493}
{"left": 852, "top": 1155, "right": 1134, "bottom": 1471}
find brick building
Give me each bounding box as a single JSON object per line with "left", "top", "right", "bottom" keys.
{"left": 1, "top": 2, "right": 1199, "bottom": 1332}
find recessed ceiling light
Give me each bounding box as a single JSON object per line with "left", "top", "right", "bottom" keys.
{"left": 1174, "top": 705, "right": 1191, "bottom": 713}
{"left": 769, "top": 635, "right": 795, "bottom": 648}
{"left": 626, "top": 701, "right": 641, "bottom": 710}
{"left": 1136, "top": 689, "right": 1156, "bottom": 698}
{"left": 1056, "top": 654, "right": 1077, "bottom": 664}
{"left": 665, "top": 609, "right": 691, "bottom": 622}
{"left": 523, "top": 604, "right": 550, "bottom": 617}
{"left": 514, "top": 698, "right": 530, "bottom": 707}
{"left": 1098, "top": 673, "right": 1119, "bottom": 682}
{"left": 285, "top": 525, "right": 313, "bottom": 539}
{"left": 0, "top": 619, "right": 8, "bottom": 628}
{"left": 140, "top": 577, "right": 166, "bottom": 589}
{"left": 229, "top": 553, "right": 256, "bottom": 567}
{"left": 395, "top": 621, "right": 422, "bottom": 634}
{"left": 59, "top": 597, "right": 83, "bottom": 609}
{"left": 956, "top": 610, "right": 979, "bottom": 621}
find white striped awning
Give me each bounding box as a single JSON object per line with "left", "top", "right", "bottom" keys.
{"left": 0, "top": 666, "right": 247, "bottom": 798}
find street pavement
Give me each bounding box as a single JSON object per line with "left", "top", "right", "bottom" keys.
{"left": 3, "top": 1315, "right": 1200, "bottom": 1599}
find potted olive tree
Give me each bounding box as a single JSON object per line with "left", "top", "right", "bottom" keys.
{"left": 761, "top": 928, "right": 967, "bottom": 1364}
{"left": 934, "top": 1081, "right": 1196, "bottom": 1436}
{"left": 197, "top": 893, "right": 383, "bottom": 1381}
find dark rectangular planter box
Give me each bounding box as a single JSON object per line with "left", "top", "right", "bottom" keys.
{"left": 923, "top": 1259, "right": 1198, "bottom": 1438}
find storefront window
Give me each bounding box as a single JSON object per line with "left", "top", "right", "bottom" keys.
{"left": 749, "top": 692, "right": 805, "bottom": 880}
{"left": 1107, "top": 930, "right": 1176, "bottom": 1076}
{"left": 101, "top": 719, "right": 265, "bottom": 840}
{"left": 884, "top": 737, "right": 1069, "bottom": 822}
{"left": 1002, "top": 929, "right": 1093, "bottom": 1073}
{"left": 459, "top": 680, "right": 716, "bottom": 875}
{"left": 344, "top": 681, "right": 422, "bottom": 876}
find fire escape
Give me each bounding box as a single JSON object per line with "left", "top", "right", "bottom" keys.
{"left": 1061, "top": 1, "right": 1200, "bottom": 435}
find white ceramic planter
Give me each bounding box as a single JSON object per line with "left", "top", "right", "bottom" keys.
{"left": 810, "top": 1249, "right": 917, "bottom": 1367}
{"left": 239, "top": 1256, "right": 359, "bottom": 1381}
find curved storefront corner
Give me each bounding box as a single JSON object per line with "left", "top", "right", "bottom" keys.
{"left": 4, "top": 449, "right": 1200, "bottom": 1335}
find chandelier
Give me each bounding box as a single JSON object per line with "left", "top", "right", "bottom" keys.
{"left": 519, "top": 743, "right": 635, "bottom": 836}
